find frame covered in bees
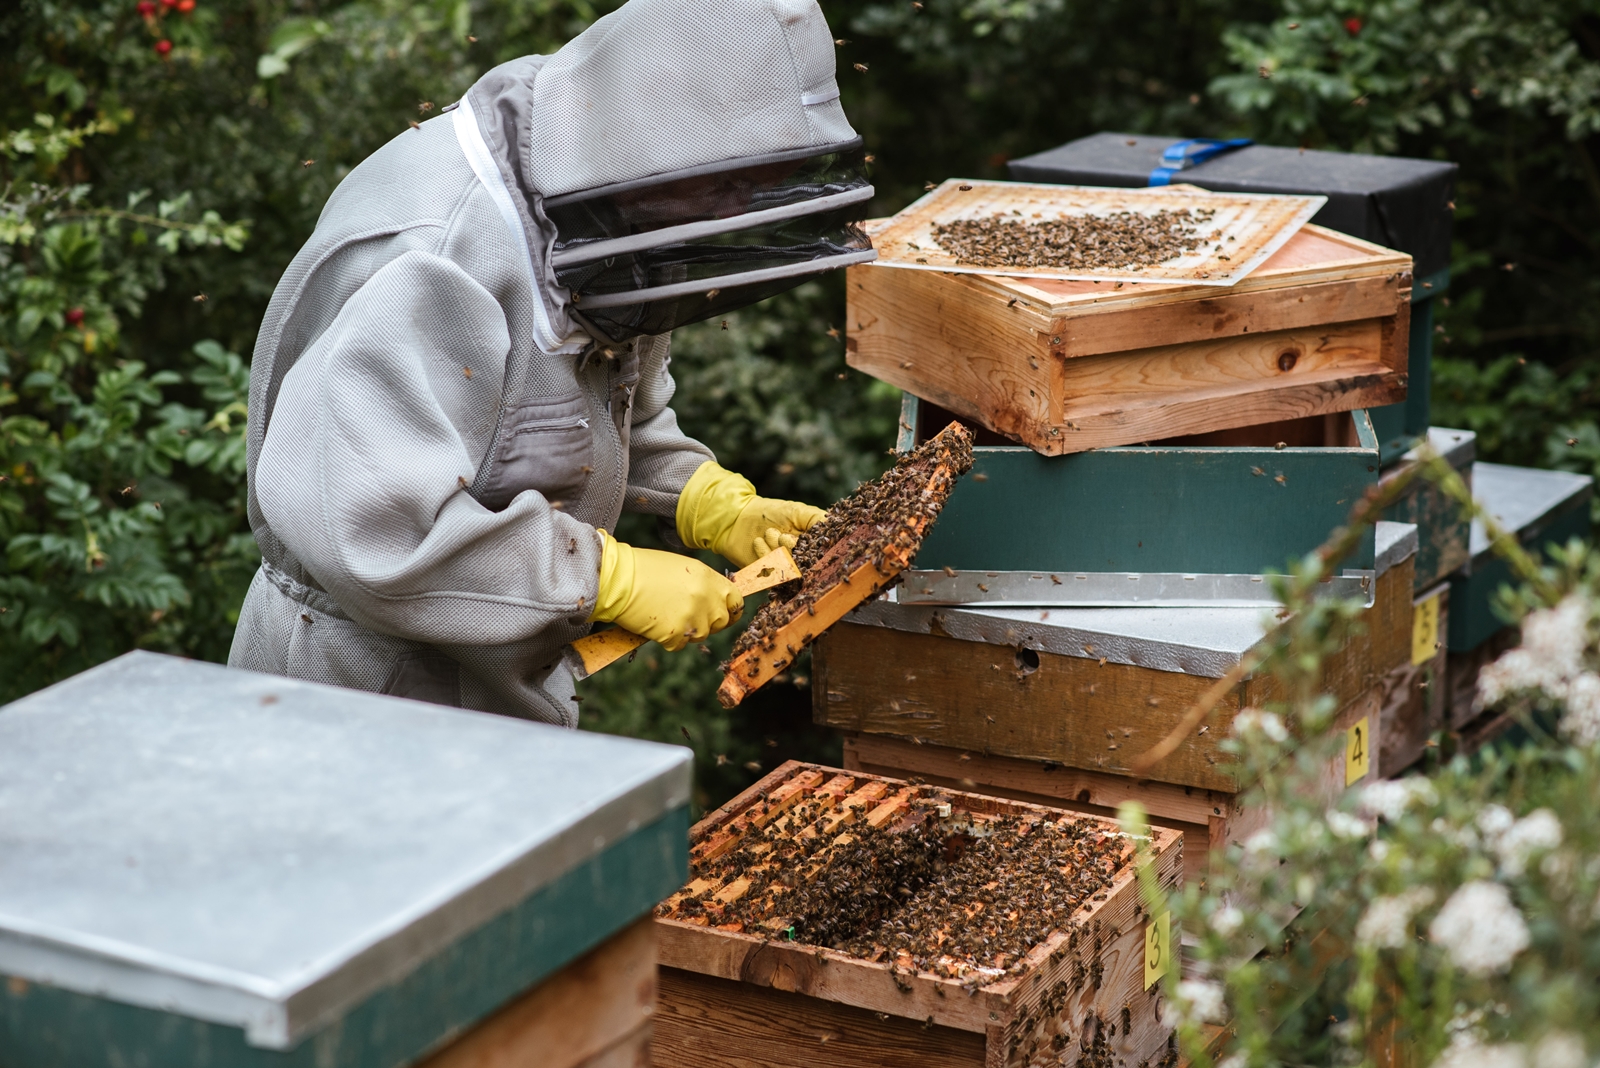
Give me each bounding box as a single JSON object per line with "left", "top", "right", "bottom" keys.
{"left": 652, "top": 761, "right": 1184, "bottom": 1068}
{"left": 718, "top": 422, "right": 974, "bottom": 708}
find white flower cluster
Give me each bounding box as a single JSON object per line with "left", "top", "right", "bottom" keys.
{"left": 1355, "top": 777, "right": 1438, "bottom": 823}
{"left": 1478, "top": 594, "right": 1600, "bottom": 743}
{"left": 1532, "top": 1033, "right": 1587, "bottom": 1068}
{"left": 1478, "top": 807, "right": 1564, "bottom": 878}
{"left": 1232, "top": 709, "right": 1289, "bottom": 743}
{"left": 1209, "top": 905, "right": 1244, "bottom": 936}
{"left": 1430, "top": 1032, "right": 1588, "bottom": 1068}
{"left": 1176, "top": 978, "right": 1227, "bottom": 1023}
{"left": 1356, "top": 887, "right": 1436, "bottom": 949}
{"left": 1325, "top": 809, "right": 1374, "bottom": 840}
{"left": 1433, "top": 1036, "right": 1527, "bottom": 1068}
{"left": 1429, "top": 881, "right": 1531, "bottom": 976}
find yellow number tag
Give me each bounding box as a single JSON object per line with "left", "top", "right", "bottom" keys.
{"left": 1411, "top": 593, "right": 1441, "bottom": 667}
{"left": 1144, "top": 910, "right": 1170, "bottom": 990}
{"left": 1346, "top": 716, "right": 1371, "bottom": 785}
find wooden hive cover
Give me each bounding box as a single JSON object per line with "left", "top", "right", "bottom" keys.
{"left": 849, "top": 188, "right": 1414, "bottom": 455}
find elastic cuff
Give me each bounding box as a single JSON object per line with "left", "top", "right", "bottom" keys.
{"left": 675, "top": 459, "right": 756, "bottom": 552}
{"left": 590, "top": 529, "right": 634, "bottom": 623}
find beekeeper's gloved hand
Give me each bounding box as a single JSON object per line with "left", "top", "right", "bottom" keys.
{"left": 590, "top": 530, "right": 743, "bottom": 651}
{"left": 676, "top": 461, "right": 826, "bottom": 569}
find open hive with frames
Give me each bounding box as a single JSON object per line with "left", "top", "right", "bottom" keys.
{"left": 652, "top": 760, "right": 1184, "bottom": 1068}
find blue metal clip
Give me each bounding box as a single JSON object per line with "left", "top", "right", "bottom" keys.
{"left": 1147, "top": 138, "right": 1253, "bottom": 186}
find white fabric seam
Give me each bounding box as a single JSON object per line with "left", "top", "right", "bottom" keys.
{"left": 800, "top": 87, "right": 840, "bottom": 107}
{"left": 452, "top": 97, "right": 566, "bottom": 354}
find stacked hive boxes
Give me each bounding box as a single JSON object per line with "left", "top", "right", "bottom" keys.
{"left": 0, "top": 652, "right": 691, "bottom": 1068}
{"left": 1004, "top": 133, "right": 1594, "bottom": 750}
{"left": 818, "top": 136, "right": 1479, "bottom": 885}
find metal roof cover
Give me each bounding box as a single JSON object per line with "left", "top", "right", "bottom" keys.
{"left": 1466, "top": 462, "right": 1594, "bottom": 560}
{"left": 0, "top": 652, "right": 691, "bottom": 1050}
{"left": 850, "top": 520, "right": 1416, "bottom": 679}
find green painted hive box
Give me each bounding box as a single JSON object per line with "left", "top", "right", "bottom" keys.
{"left": 0, "top": 652, "right": 691, "bottom": 1068}
{"left": 901, "top": 394, "right": 1379, "bottom": 587}
{"left": 1448, "top": 463, "right": 1594, "bottom": 652}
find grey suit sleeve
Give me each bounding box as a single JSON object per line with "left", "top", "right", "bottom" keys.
{"left": 255, "top": 251, "right": 602, "bottom": 644}
{"left": 623, "top": 332, "right": 715, "bottom": 518}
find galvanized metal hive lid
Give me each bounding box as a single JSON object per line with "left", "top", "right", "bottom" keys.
{"left": 1467, "top": 463, "right": 1594, "bottom": 560}
{"left": 0, "top": 652, "right": 691, "bottom": 1050}
{"left": 852, "top": 521, "right": 1418, "bottom": 678}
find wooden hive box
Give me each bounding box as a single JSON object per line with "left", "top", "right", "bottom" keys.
{"left": 901, "top": 399, "right": 1382, "bottom": 579}
{"left": 1377, "top": 578, "right": 1450, "bottom": 778}
{"left": 653, "top": 761, "right": 1185, "bottom": 1068}
{"left": 815, "top": 523, "right": 1418, "bottom": 881}
{"left": 1005, "top": 134, "right": 1459, "bottom": 464}
{"left": 847, "top": 223, "right": 1412, "bottom": 455}
{"left": 0, "top": 653, "right": 690, "bottom": 1068}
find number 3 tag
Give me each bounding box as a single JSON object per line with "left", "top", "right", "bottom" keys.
{"left": 1144, "top": 910, "right": 1170, "bottom": 989}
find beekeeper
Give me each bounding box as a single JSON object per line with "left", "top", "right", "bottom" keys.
{"left": 229, "top": 0, "right": 875, "bottom": 725}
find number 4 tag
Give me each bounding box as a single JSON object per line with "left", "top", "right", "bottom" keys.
{"left": 1346, "top": 716, "right": 1371, "bottom": 785}
{"left": 1144, "top": 911, "right": 1170, "bottom": 989}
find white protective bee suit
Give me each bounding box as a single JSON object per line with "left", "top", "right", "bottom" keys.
{"left": 229, "top": 0, "right": 870, "bottom": 726}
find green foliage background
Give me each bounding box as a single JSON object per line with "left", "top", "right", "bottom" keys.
{"left": 4, "top": 0, "right": 1598, "bottom": 807}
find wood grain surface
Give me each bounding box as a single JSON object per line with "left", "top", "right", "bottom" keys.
{"left": 418, "top": 918, "right": 656, "bottom": 1068}
{"left": 654, "top": 968, "right": 986, "bottom": 1068}
{"left": 847, "top": 219, "right": 1412, "bottom": 454}
{"left": 815, "top": 558, "right": 1409, "bottom": 793}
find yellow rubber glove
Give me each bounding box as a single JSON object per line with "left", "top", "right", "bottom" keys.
{"left": 589, "top": 530, "right": 744, "bottom": 651}
{"left": 676, "top": 460, "right": 827, "bottom": 569}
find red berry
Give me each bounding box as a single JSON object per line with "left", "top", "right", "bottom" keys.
{"left": 177, "top": 0, "right": 195, "bottom": 11}
{"left": 136, "top": 0, "right": 156, "bottom": 14}
{"left": 1344, "top": 16, "right": 1363, "bottom": 34}
{"left": 154, "top": 38, "right": 172, "bottom": 54}
{"left": 160, "top": 0, "right": 177, "bottom": 7}
{"left": 65, "top": 308, "right": 85, "bottom": 326}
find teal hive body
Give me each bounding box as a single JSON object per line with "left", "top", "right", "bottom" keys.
{"left": 0, "top": 653, "right": 691, "bottom": 1068}
{"left": 902, "top": 395, "right": 1380, "bottom": 578}
{"left": 1447, "top": 463, "right": 1594, "bottom": 652}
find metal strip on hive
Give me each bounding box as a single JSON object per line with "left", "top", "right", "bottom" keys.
{"left": 889, "top": 569, "right": 1376, "bottom": 608}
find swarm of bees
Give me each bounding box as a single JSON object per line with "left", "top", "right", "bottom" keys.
{"left": 930, "top": 207, "right": 1219, "bottom": 272}
{"left": 660, "top": 772, "right": 1128, "bottom": 983}
{"left": 727, "top": 423, "right": 974, "bottom": 666}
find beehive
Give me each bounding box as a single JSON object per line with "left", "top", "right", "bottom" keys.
{"left": 815, "top": 521, "right": 1418, "bottom": 879}
{"left": 847, "top": 220, "right": 1411, "bottom": 456}
{"left": 0, "top": 652, "right": 690, "bottom": 1068}
{"left": 653, "top": 762, "right": 1184, "bottom": 1068}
